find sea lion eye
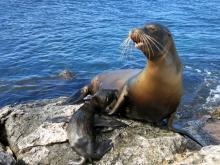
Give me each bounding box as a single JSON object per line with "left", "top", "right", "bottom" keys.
{"left": 147, "top": 25, "right": 157, "bottom": 32}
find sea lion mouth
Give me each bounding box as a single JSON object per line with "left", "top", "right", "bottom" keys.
{"left": 134, "top": 42, "right": 144, "bottom": 49}
{"left": 129, "top": 31, "right": 144, "bottom": 49}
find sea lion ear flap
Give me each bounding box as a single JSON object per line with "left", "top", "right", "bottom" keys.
{"left": 167, "top": 31, "right": 171, "bottom": 37}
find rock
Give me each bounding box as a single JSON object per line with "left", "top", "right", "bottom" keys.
{"left": 164, "top": 145, "right": 220, "bottom": 165}
{"left": 96, "top": 123, "right": 187, "bottom": 165}
{"left": 203, "top": 120, "right": 220, "bottom": 144}
{"left": 0, "top": 151, "right": 16, "bottom": 165}
{"left": 0, "top": 142, "right": 16, "bottom": 165}
{"left": 0, "top": 143, "right": 5, "bottom": 152}
{"left": 211, "top": 107, "right": 220, "bottom": 119}
{"left": 0, "top": 98, "right": 83, "bottom": 164}
{"left": 0, "top": 98, "right": 219, "bottom": 164}
{"left": 173, "top": 114, "right": 220, "bottom": 146}
{"left": 199, "top": 107, "right": 220, "bottom": 145}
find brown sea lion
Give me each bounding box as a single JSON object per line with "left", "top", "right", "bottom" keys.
{"left": 67, "top": 23, "right": 182, "bottom": 123}
{"left": 67, "top": 89, "right": 126, "bottom": 164}
{"left": 65, "top": 23, "right": 203, "bottom": 149}
{"left": 58, "top": 69, "right": 74, "bottom": 80}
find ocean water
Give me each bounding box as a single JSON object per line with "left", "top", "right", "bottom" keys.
{"left": 0, "top": 0, "right": 219, "bottom": 117}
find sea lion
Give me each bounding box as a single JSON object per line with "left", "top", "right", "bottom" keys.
{"left": 67, "top": 89, "right": 126, "bottom": 164}
{"left": 66, "top": 23, "right": 203, "bottom": 148}
{"left": 66, "top": 23, "right": 182, "bottom": 123}
{"left": 58, "top": 69, "right": 74, "bottom": 80}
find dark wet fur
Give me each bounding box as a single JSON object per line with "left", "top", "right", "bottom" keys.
{"left": 67, "top": 89, "right": 126, "bottom": 164}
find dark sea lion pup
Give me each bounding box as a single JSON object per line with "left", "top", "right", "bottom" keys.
{"left": 67, "top": 90, "right": 126, "bottom": 165}
{"left": 66, "top": 23, "right": 203, "bottom": 146}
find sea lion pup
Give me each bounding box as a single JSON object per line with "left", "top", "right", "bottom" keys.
{"left": 66, "top": 23, "right": 203, "bottom": 146}
{"left": 67, "top": 89, "right": 126, "bottom": 165}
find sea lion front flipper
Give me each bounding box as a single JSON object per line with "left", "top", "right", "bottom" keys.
{"left": 63, "top": 85, "right": 91, "bottom": 105}
{"left": 107, "top": 85, "right": 128, "bottom": 115}
{"left": 94, "top": 115, "right": 127, "bottom": 130}
{"left": 167, "top": 112, "right": 204, "bottom": 147}
{"left": 92, "top": 139, "right": 113, "bottom": 160}
{"left": 68, "top": 156, "right": 86, "bottom": 165}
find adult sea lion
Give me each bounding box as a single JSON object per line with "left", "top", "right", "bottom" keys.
{"left": 67, "top": 89, "right": 126, "bottom": 164}
{"left": 67, "top": 23, "right": 182, "bottom": 124}
{"left": 66, "top": 22, "right": 203, "bottom": 152}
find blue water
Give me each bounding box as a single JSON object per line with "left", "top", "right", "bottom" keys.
{"left": 0, "top": 0, "right": 219, "bottom": 116}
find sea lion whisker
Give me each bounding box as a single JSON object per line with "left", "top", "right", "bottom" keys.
{"left": 147, "top": 35, "right": 171, "bottom": 61}
{"left": 139, "top": 31, "right": 162, "bottom": 53}
{"left": 121, "top": 37, "right": 131, "bottom": 51}
{"left": 147, "top": 35, "right": 169, "bottom": 54}
{"left": 147, "top": 35, "right": 170, "bottom": 60}
{"left": 145, "top": 35, "right": 163, "bottom": 53}
{"left": 146, "top": 35, "right": 164, "bottom": 49}
{"left": 137, "top": 32, "right": 149, "bottom": 57}
{"left": 141, "top": 33, "right": 155, "bottom": 58}
{"left": 121, "top": 37, "right": 133, "bottom": 59}
{"left": 141, "top": 34, "right": 153, "bottom": 59}
{"left": 136, "top": 32, "right": 148, "bottom": 49}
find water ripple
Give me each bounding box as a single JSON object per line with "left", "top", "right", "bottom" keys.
{"left": 0, "top": 0, "right": 219, "bottom": 110}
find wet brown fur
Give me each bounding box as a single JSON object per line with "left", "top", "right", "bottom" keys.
{"left": 66, "top": 23, "right": 203, "bottom": 157}
{"left": 88, "top": 23, "right": 183, "bottom": 123}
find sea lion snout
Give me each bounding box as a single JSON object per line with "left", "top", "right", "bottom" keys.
{"left": 129, "top": 28, "right": 143, "bottom": 43}
{"left": 129, "top": 29, "right": 145, "bottom": 50}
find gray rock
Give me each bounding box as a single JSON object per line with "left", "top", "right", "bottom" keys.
{"left": 96, "top": 122, "right": 187, "bottom": 165}
{"left": 164, "top": 145, "right": 220, "bottom": 165}
{"left": 0, "top": 98, "right": 82, "bottom": 164}
{"left": 0, "top": 151, "right": 16, "bottom": 165}
{"left": 0, "top": 143, "right": 4, "bottom": 152}
{"left": 210, "top": 107, "right": 220, "bottom": 119}
{"left": 0, "top": 98, "right": 219, "bottom": 164}
{"left": 0, "top": 142, "right": 16, "bottom": 165}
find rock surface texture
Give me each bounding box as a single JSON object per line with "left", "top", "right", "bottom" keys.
{"left": 0, "top": 142, "right": 16, "bottom": 165}
{"left": 0, "top": 98, "right": 219, "bottom": 165}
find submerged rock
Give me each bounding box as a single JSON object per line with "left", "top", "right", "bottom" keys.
{"left": 0, "top": 98, "right": 219, "bottom": 164}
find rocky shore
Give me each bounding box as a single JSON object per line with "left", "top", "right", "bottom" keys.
{"left": 0, "top": 98, "right": 219, "bottom": 165}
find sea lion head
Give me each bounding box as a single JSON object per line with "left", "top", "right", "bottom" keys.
{"left": 130, "top": 23, "right": 175, "bottom": 60}
{"left": 93, "top": 89, "right": 118, "bottom": 109}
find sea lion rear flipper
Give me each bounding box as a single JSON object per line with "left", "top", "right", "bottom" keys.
{"left": 63, "top": 85, "right": 91, "bottom": 105}
{"left": 167, "top": 112, "right": 204, "bottom": 147}
{"left": 107, "top": 85, "right": 128, "bottom": 115}
{"left": 92, "top": 139, "right": 113, "bottom": 160}
{"left": 94, "top": 115, "right": 127, "bottom": 130}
